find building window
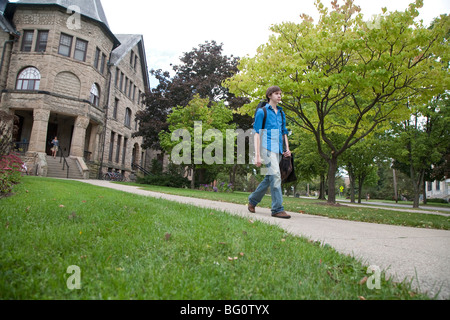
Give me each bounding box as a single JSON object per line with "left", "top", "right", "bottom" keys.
{"left": 428, "top": 182, "right": 433, "bottom": 191}
{"left": 109, "top": 132, "right": 115, "bottom": 162}
{"left": 90, "top": 83, "right": 100, "bottom": 106}
{"left": 74, "top": 38, "right": 88, "bottom": 61}
{"left": 125, "top": 108, "right": 132, "bottom": 127}
{"left": 58, "top": 33, "right": 73, "bottom": 57}
{"left": 129, "top": 81, "right": 132, "bottom": 98}
{"left": 122, "top": 138, "right": 128, "bottom": 165}
{"left": 115, "top": 68, "right": 119, "bottom": 87}
{"left": 116, "top": 135, "right": 122, "bottom": 163}
{"left": 436, "top": 181, "right": 441, "bottom": 191}
{"left": 16, "top": 67, "right": 41, "bottom": 91}
{"left": 113, "top": 98, "right": 119, "bottom": 119}
{"left": 21, "top": 30, "right": 34, "bottom": 52}
{"left": 100, "top": 53, "right": 106, "bottom": 74}
{"left": 35, "top": 30, "right": 49, "bottom": 52}
{"left": 94, "top": 48, "right": 101, "bottom": 69}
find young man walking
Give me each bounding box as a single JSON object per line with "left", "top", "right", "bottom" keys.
{"left": 248, "top": 86, "right": 292, "bottom": 219}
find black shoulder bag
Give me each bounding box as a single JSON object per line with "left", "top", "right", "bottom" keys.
{"left": 279, "top": 111, "right": 297, "bottom": 184}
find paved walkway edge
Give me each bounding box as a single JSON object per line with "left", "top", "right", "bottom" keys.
{"left": 78, "top": 180, "right": 450, "bottom": 300}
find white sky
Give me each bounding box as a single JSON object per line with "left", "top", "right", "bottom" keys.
{"left": 98, "top": 0, "right": 449, "bottom": 85}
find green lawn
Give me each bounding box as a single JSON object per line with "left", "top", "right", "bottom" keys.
{"left": 121, "top": 183, "right": 450, "bottom": 230}
{"left": 0, "top": 177, "right": 430, "bottom": 299}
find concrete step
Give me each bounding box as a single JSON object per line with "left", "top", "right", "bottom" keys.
{"left": 46, "top": 156, "right": 84, "bottom": 179}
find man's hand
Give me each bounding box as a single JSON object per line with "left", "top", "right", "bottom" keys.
{"left": 255, "top": 154, "right": 262, "bottom": 168}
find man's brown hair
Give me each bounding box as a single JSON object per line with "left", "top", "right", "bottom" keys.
{"left": 266, "top": 86, "right": 282, "bottom": 101}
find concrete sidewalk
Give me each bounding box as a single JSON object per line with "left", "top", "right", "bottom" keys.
{"left": 79, "top": 180, "right": 450, "bottom": 300}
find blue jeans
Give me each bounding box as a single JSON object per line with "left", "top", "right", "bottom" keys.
{"left": 249, "top": 149, "right": 284, "bottom": 215}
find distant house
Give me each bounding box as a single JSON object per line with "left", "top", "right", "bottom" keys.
{"left": 426, "top": 154, "right": 450, "bottom": 202}
{"left": 426, "top": 180, "right": 449, "bottom": 202}
{"left": 0, "top": 0, "right": 153, "bottom": 179}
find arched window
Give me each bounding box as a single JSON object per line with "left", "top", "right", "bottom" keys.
{"left": 125, "top": 108, "right": 132, "bottom": 127}
{"left": 90, "top": 83, "right": 100, "bottom": 106}
{"left": 16, "top": 67, "right": 41, "bottom": 90}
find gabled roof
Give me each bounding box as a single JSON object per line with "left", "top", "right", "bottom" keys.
{"left": 112, "top": 34, "right": 150, "bottom": 90}
{"left": 4, "top": 0, "right": 150, "bottom": 89}
{"left": 0, "top": 14, "right": 17, "bottom": 34}
{"left": 0, "top": 0, "right": 8, "bottom": 14}
{"left": 0, "top": 0, "right": 19, "bottom": 35}
{"left": 7, "top": 0, "right": 120, "bottom": 48}
{"left": 14, "top": 0, "right": 110, "bottom": 27}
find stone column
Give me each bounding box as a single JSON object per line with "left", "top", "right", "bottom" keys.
{"left": 28, "top": 109, "right": 50, "bottom": 153}
{"left": 87, "top": 124, "right": 99, "bottom": 161}
{"left": 70, "top": 116, "right": 89, "bottom": 157}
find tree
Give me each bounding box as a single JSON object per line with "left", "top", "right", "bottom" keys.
{"left": 224, "top": 0, "right": 449, "bottom": 204}
{"left": 390, "top": 94, "right": 450, "bottom": 208}
{"left": 134, "top": 41, "right": 242, "bottom": 151}
{"left": 289, "top": 127, "right": 329, "bottom": 199}
{"left": 159, "top": 95, "right": 235, "bottom": 189}
{"left": 341, "top": 135, "right": 388, "bottom": 203}
{"left": 134, "top": 69, "right": 172, "bottom": 150}
{"left": 365, "top": 159, "right": 413, "bottom": 201}
{"left": 171, "top": 41, "right": 240, "bottom": 105}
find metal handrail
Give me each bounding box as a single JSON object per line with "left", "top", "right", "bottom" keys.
{"left": 131, "top": 162, "right": 152, "bottom": 176}
{"left": 58, "top": 147, "right": 70, "bottom": 179}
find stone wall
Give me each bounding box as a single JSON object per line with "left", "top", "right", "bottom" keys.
{"left": 8, "top": 7, "right": 114, "bottom": 103}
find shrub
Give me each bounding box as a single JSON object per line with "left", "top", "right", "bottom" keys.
{"left": 137, "top": 173, "right": 190, "bottom": 188}
{"left": 199, "top": 182, "right": 234, "bottom": 193}
{"left": 137, "top": 160, "right": 190, "bottom": 188}
{"left": 217, "top": 181, "right": 233, "bottom": 193}
{"left": 0, "top": 153, "right": 23, "bottom": 195}
{"left": 427, "top": 198, "right": 449, "bottom": 204}
{"left": 0, "top": 111, "right": 19, "bottom": 155}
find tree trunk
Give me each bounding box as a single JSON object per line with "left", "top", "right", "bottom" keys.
{"left": 327, "top": 157, "right": 338, "bottom": 204}
{"left": 357, "top": 177, "right": 364, "bottom": 204}
{"left": 412, "top": 187, "right": 420, "bottom": 208}
{"left": 318, "top": 174, "right": 326, "bottom": 200}
{"left": 190, "top": 166, "right": 195, "bottom": 190}
{"left": 393, "top": 168, "right": 398, "bottom": 203}
{"left": 410, "top": 165, "right": 425, "bottom": 209}
{"left": 347, "top": 164, "right": 356, "bottom": 203}
{"left": 230, "top": 164, "right": 238, "bottom": 187}
{"left": 422, "top": 179, "right": 427, "bottom": 205}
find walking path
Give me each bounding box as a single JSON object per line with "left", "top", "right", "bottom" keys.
{"left": 79, "top": 180, "right": 450, "bottom": 300}
{"left": 334, "top": 198, "right": 450, "bottom": 216}
{"left": 337, "top": 202, "right": 450, "bottom": 217}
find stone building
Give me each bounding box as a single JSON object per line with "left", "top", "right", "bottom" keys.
{"left": 0, "top": 0, "right": 151, "bottom": 179}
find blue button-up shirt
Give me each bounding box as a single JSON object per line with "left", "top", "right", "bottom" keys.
{"left": 253, "top": 103, "right": 288, "bottom": 154}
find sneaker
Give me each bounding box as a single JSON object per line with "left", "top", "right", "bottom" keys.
{"left": 272, "top": 211, "right": 291, "bottom": 219}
